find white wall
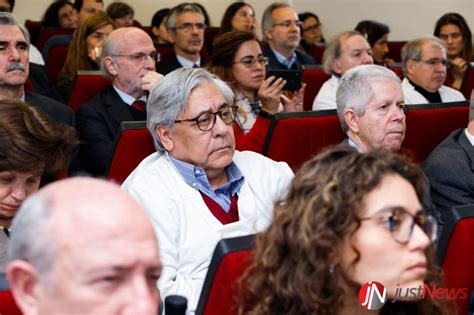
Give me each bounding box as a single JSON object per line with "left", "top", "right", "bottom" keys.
{"left": 13, "top": 0, "right": 474, "bottom": 41}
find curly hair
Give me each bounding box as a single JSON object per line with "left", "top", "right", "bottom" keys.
{"left": 239, "top": 147, "right": 449, "bottom": 315}
{"left": 0, "top": 101, "right": 78, "bottom": 177}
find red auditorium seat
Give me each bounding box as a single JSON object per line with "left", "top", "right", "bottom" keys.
{"left": 204, "top": 27, "right": 220, "bottom": 56}
{"left": 36, "top": 27, "right": 74, "bottom": 51}
{"left": 195, "top": 235, "right": 255, "bottom": 315}
{"left": 107, "top": 121, "right": 155, "bottom": 184}
{"left": 155, "top": 44, "right": 175, "bottom": 66}
{"left": 0, "top": 273, "right": 22, "bottom": 315}
{"left": 302, "top": 67, "right": 330, "bottom": 111}
{"left": 310, "top": 44, "right": 326, "bottom": 64}
{"left": 402, "top": 101, "right": 469, "bottom": 163}
{"left": 24, "top": 19, "right": 42, "bottom": 47}
{"left": 262, "top": 111, "right": 344, "bottom": 170}
{"left": 45, "top": 44, "right": 69, "bottom": 84}
{"left": 69, "top": 70, "right": 111, "bottom": 112}
{"left": 461, "top": 62, "right": 474, "bottom": 99}
{"left": 386, "top": 41, "right": 406, "bottom": 62}
{"left": 436, "top": 204, "right": 474, "bottom": 315}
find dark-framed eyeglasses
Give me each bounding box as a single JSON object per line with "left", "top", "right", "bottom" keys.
{"left": 175, "top": 105, "right": 238, "bottom": 131}
{"left": 273, "top": 20, "right": 303, "bottom": 29}
{"left": 360, "top": 207, "right": 438, "bottom": 245}
{"left": 302, "top": 23, "right": 322, "bottom": 32}
{"left": 173, "top": 23, "right": 207, "bottom": 32}
{"left": 414, "top": 58, "right": 449, "bottom": 68}
{"left": 111, "top": 51, "right": 160, "bottom": 63}
{"left": 233, "top": 55, "right": 269, "bottom": 68}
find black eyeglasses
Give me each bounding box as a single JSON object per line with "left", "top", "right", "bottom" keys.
{"left": 173, "top": 23, "right": 207, "bottom": 32}
{"left": 112, "top": 51, "right": 160, "bottom": 63}
{"left": 414, "top": 58, "right": 449, "bottom": 68}
{"left": 360, "top": 207, "right": 438, "bottom": 245}
{"left": 233, "top": 55, "right": 269, "bottom": 68}
{"left": 273, "top": 20, "right": 303, "bottom": 29}
{"left": 175, "top": 105, "right": 238, "bottom": 131}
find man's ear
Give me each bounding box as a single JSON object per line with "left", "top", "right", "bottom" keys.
{"left": 262, "top": 27, "right": 273, "bottom": 42}
{"left": 406, "top": 59, "right": 416, "bottom": 77}
{"left": 6, "top": 261, "right": 41, "bottom": 315}
{"left": 167, "top": 29, "right": 176, "bottom": 44}
{"left": 332, "top": 58, "right": 342, "bottom": 75}
{"left": 103, "top": 56, "right": 118, "bottom": 76}
{"left": 155, "top": 125, "right": 174, "bottom": 152}
{"left": 343, "top": 108, "right": 360, "bottom": 134}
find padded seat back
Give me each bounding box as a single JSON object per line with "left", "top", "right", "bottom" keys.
{"left": 37, "top": 27, "right": 74, "bottom": 51}
{"left": 302, "top": 68, "right": 330, "bottom": 111}
{"left": 262, "top": 110, "right": 344, "bottom": 170}
{"left": 310, "top": 44, "right": 325, "bottom": 64}
{"left": 69, "top": 71, "right": 111, "bottom": 112}
{"left": 461, "top": 62, "right": 474, "bottom": 99}
{"left": 386, "top": 41, "right": 406, "bottom": 62}
{"left": 402, "top": 101, "right": 469, "bottom": 163}
{"left": 436, "top": 204, "right": 474, "bottom": 315}
{"left": 196, "top": 235, "right": 255, "bottom": 315}
{"left": 0, "top": 273, "right": 22, "bottom": 315}
{"left": 107, "top": 121, "right": 155, "bottom": 184}
{"left": 45, "top": 44, "right": 69, "bottom": 84}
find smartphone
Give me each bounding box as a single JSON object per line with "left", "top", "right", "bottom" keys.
{"left": 266, "top": 69, "right": 302, "bottom": 91}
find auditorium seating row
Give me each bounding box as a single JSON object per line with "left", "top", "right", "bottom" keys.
{"left": 2, "top": 203, "right": 473, "bottom": 315}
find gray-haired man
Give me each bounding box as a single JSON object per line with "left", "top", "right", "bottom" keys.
{"left": 122, "top": 68, "right": 293, "bottom": 313}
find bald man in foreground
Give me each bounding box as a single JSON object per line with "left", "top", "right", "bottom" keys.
{"left": 6, "top": 177, "right": 162, "bottom": 315}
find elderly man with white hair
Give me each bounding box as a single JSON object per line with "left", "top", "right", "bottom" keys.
{"left": 122, "top": 67, "right": 293, "bottom": 314}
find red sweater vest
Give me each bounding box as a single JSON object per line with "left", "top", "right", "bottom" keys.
{"left": 200, "top": 193, "right": 239, "bottom": 225}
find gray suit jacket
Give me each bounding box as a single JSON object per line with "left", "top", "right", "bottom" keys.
{"left": 423, "top": 128, "right": 474, "bottom": 221}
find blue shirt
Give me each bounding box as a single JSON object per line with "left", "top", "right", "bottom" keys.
{"left": 270, "top": 47, "right": 297, "bottom": 69}
{"left": 169, "top": 154, "right": 245, "bottom": 212}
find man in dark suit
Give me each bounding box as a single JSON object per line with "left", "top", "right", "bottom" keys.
{"left": 261, "top": 3, "right": 315, "bottom": 70}
{"left": 156, "top": 3, "right": 207, "bottom": 75}
{"left": 77, "top": 27, "right": 162, "bottom": 176}
{"left": 423, "top": 103, "right": 474, "bottom": 221}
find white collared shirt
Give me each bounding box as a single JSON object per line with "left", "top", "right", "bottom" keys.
{"left": 176, "top": 54, "right": 201, "bottom": 68}
{"left": 113, "top": 85, "right": 146, "bottom": 106}
{"left": 465, "top": 128, "right": 474, "bottom": 146}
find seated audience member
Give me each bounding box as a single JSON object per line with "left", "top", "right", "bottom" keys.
{"left": 57, "top": 12, "right": 114, "bottom": 102}
{"left": 434, "top": 12, "right": 473, "bottom": 91}
{"left": 0, "top": 101, "right": 77, "bottom": 272}
{"left": 207, "top": 31, "right": 304, "bottom": 152}
{"left": 312, "top": 31, "right": 373, "bottom": 110}
{"left": 218, "top": 2, "right": 257, "bottom": 36}
{"left": 0, "top": 13, "right": 74, "bottom": 129}
{"left": 355, "top": 20, "right": 394, "bottom": 67}
{"left": 261, "top": 3, "right": 315, "bottom": 70}
{"left": 42, "top": 0, "right": 104, "bottom": 60}
{"left": 423, "top": 101, "right": 474, "bottom": 221}
{"left": 337, "top": 64, "right": 438, "bottom": 218}
{"left": 106, "top": 1, "right": 134, "bottom": 29}
{"left": 6, "top": 177, "right": 162, "bottom": 315}
{"left": 239, "top": 147, "right": 446, "bottom": 315}
{"left": 401, "top": 36, "right": 465, "bottom": 104}
{"left": 42, "top": 0, "right": 79, "bottom": 29}
{"left": 151, "top": 8, "right": 172, "bottom": 45}
{"left": 76, "top": 27, "right": 162, "bottom": 177}
{"left": 122, "top": 68, "right": 294, "bottom": 313}
{"left": 157, "top": 3, "right": 207, "bottom": 75}
{"left": 297, "top": 12, "right": 324, "bottom": 55}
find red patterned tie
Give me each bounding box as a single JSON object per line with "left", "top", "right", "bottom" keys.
{"left": 192, "top": 64, "right": 199, "bottom": 68}
{"left": 132, "top": 100, "right": 146, "bottom": 112}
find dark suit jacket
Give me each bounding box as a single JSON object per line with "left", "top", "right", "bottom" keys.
{"left": 156, "top": 52, "right": 209, "bottom": 75}
{"left": 262, "top": 45, "right": 315, "bottom": 70}
{"left": 76, "top": 85, "right": 141, "bottom": 176}
{"left": 25, "top": 91, "right": 80, "bottom": 176}
{"left": 423, "top": 128, "right": 474, "bottom": 221}
{"left": 28, "top": 63, "right": 64, "bottom": 103}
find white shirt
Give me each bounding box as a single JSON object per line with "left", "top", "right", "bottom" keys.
{"left": 29, "top": 44, "right": 44, "bottom": 65}
{"left": 176, "top": 54, "right": 201, "bottom": 68}
{"left": 401, "top": 78, "right": 465, "bottom": 104}
{"left": 465, "top": 128, "right": 474, "bottom": 146}
{"left": 312, "top": 75, "right": 339, "bottom": 110}
{"left": 122, "top": 150, "right": 293, "bottom": 314}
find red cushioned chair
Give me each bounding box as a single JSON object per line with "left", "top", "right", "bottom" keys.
{"left": 402, "top": 101, "right": 469, "bottom": 163}
{"left": 461, "top": 62, "right": 474, "bottom": 99}
{"left": 0, "top": 273, "right": 22, "bottom": 315}
{"left": 107, "top": 121, "right": 155, "bottom": 184}
{"left": 195, "top": 235, "right": 255, "bottom": 315}
{"left": 204, "top": 27, "right": 220, "bottom": 56}
{"left": 262, "top": 110, "right": 344, "bottom": 170}
{"left": 69, "top": 70, "right": 111, "bottom": 112}
{"left": 155, "top": 44, "right": 175, "bottom": 66}
{"left": 36, "top": 27, "right": 74, "bottom": 51}
{"left": 25, "top": 19, "right": 42, "bottom": 47}
{"left": 436, "top": 204, "right": 474, "bottom": 315}
{"left": 386, "top": 41, "right": 406, "bottom": 62}
{"left": 311, "top": 43, "right": 326, "bottom": 64}
{"left": 302, "top": 67, "right": 330, "bottom": 111}
{"left": 45, "top": 44, "right": 69, "bottom": 84}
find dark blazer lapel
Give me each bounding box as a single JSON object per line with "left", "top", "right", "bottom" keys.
{"left": 457, "top": 130, "right": 474, "bottom": 171}
{"left": 103, "top": 86, "right": 135, "bottom": 125}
